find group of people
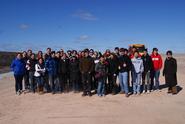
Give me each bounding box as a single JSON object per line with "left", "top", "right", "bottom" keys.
{"left": 10, "top": 46, "right": 178, "bottom": 97}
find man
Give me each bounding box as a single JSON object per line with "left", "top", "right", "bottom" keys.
{"left": 26, "top": 53, "right": 37, "bottom": 93}
{"left": 131, "top": 51, "right": 144, "bottom": 95}
{"left": 163, "top": 50, "right": 177, "bottom": 94}
{"left": 118, "top": 48, "right": 132, "bottom": 97}
{"left": 107, "top": 53, "right": 119, "bottom": 95}
{"left": 141, "top": 49, "right": 153, "bottom": 93}
{"left": 44, "top": 48, "right": 51, "bottom": 92}
{"left": 22, "top": 51, "right": 29, "bottom": 91}
{"left": 150, "top": 48, "right": 163, "bottom": 91}
{"left": 45, "top": 51, "right": 58, "bottom": 94}
{"left": 59, "top": 53, "right": 69, "bottom": 92}
{"left": 11, "top": 53, "right": 26, "bottom": 95}
{"left": 80, "top": 49, "right": 94, "bottom": 96}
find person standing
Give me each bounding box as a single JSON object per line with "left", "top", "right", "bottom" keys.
{"left": 151, "top": 48, "right": 163, "bottom": 91}
{"left": 95, "top": 56, "right": 107, "bottom": 97}
{"left": 163, "top": 50, "right": 178, "bottom": 94}
{"left": 34, "top": 58, "right": 45, "bottom": 94}
{"left": 131, "top": 51, "right": 144, "bottom": 95}
{"left": 141, "top": 49, "right": 153, "bottom": 93}
{"left": 69, "top": 56, "right": 80, "bottom": 93}
{"left": 22, "top": 51, "right": 29, "bottom": 91}
{"left": 80, "top": 49, "right": 94, "bottom": 97}
{"left": 107, "top": 53, "right": 119, "bottom": 95}
{"left": 118, "top": 48, "right": 132, "bottom": 97}
{"left": 11, "top": 53, "right": 26, "bottom": 95}
{"left": 26, "top": 53, "right": 37, "bottom": 93}
{"left": 45, "top": 51, "right": 57, "bottom": 94}
{"left": 58, "top": 53, "right": 69, "bottom": 92}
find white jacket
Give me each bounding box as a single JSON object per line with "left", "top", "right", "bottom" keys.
{"left": 34, "top": 64, "right": 45, "bottom": 77}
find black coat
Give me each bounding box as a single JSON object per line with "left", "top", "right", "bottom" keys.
{"left": 107, "top": 58, "right": 119, "bottom": 75}
{"left": 118, "top": 55, "right": 132, "bottom": 72}
{"left": 141, "top": 54, "right": 153, "bottom": 72}
{"left": 69, "top": 59, "right": 80, "bottom": 81}
{"left": 58, "top": 59, "right": 69, "bottom": 74}
{"left": 163, "top": 57, "right": 177, "bottom": 87}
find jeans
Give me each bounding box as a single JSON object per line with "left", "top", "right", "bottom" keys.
{"left": 54, "top": 76, "right": 60, "bottom": 92}
{"left": 132, "top": 72, "right": 142, "bottom": 94}
{"left": 151, "top": 70, "right": 160, "bottom": 90}
{"left": 14, "top": 75, "right": 23, "bottom": 93}
{"left": 35, "top": 76, "right": 44, "bottom": 88}
{"left": 97, "top": 78, "right": 105, "bottom": 96}
{"left": 29, "top": 71, "right": 36, "bottom": 92}
{"left": 119, "top": 72, "right": 129, "bottom": 94}
{"left": 142, "top": 71, "right": 151, "bottom": 92}
{"left": 49, "top": 74, "right": 56, "bottom": 93}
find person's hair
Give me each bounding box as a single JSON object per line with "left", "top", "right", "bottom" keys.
{"left": 166, "top": 50, "right": 173, "bottom": 55}
{"left": 153, "top": 48, "right": 158, "bottom": 52}
{"left": 114, "top": 47, "right": 119, "bottom": 50}
{"left": 144, "top": 48, "right": 148, "bottom": 52}
{"left": 51, "top": 51, "right": 55, "bottom": 55}
{"left": 47, "top": 47, "right": 51, "bottom": 50}
{"left": 119, "top": 48, "right": 125, "bottom": 52}
{"left": 134, "top": 50, "right": 139, "bottom": 54}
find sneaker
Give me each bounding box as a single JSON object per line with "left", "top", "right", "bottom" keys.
{"left": 82, "top": 93, "right": 87, "bottom": 97}
{"left": 119, "top": 91, "right": 125, "bottom": 94}
{"left": 147, "top": 90, "right": 150, "bottom": 94}
{"left": 125, "top": 94, "right": 129, "bottom": 97}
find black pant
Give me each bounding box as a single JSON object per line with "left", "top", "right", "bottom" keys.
{"left": 23, "top": 71, "right": 29, "bottom": 90}
{"left": 14, "top": 75, "right": 23, "bottom": 92}
{"left": 82, "top": 73, "right": 91, "bottom": 94}
{"left": 60, "top": 73, "right": 69, "bottom": 92}
{"left": 108, "top": 74, "right": 118, "bottom": 94}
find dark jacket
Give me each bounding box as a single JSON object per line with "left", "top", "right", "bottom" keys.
{"left": 69, "top": 58, "right": 80, "bottom": 81}
{"left": 27, "top": 58, "right": 37, "bottom": 72}
{"left": 141, "top": 54, "right": 153, "bottom": 72}
{"left": 118, "top": 55, "right": 132, "bottom": 73}
{"left": 11, "top": 58, "right": 26, "bottom": 75}
{"left": 58, "top": 58, "right": 69, "bottom": 74}
{"left": 107, "top": 58, "right": 119, "bottom": 75}
{"left": 95, "top": 62, "right": 107, "bottom": 80}
{"left": 79, "top": 56, "right": 94, "bottom": 73}
{"left": 45, "top": 57, "right": 57, "bottom": 76}
{"left": 163, "top": 57, "right": 177, "bottom": 87}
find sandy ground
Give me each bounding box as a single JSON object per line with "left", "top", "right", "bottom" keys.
{"left": 0, "top": 54, "right": 185, "bottom": 124}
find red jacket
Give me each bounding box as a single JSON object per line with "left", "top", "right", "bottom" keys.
{"left": 150, "top": 53, "right": 163, "bottom": 71}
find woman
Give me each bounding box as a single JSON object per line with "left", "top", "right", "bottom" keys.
{"left": 69, "top": 56, "right": 80, "bottom": 93}
{"left": 163, "top": 50, "right": 178, "bottom": 94}
{"left": 34, "top": 58, "right": 45, "bottom": 94}
{"left": 95, "top": 56, "right": 107, "bottom": 97}
{"left": 11, "top": 53, "right": 26, "bottom": 95}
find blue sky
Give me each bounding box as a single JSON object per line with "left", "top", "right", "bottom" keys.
{"left": 0, "top": 0, "right": 185, "bottom": 53}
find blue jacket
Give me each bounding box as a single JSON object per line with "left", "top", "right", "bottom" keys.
{"left": 11, "top": 58, "right": 26, "bottom": 75}
{"left": 45, "top": 57, "right": 57, "bottom": 75}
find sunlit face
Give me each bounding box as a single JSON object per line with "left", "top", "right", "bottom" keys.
{"left": 31, "top": 54, "right": 35, "bottom": 59}
{"left": 100, "top": 57, "right": 104, "bottom": 62}
{"left": 143, "top": 51, "right": 147, "bottom": 56}
{"left": 153, "top": 50, "right": 158, "bottom": 55}
{"left": 134, "top": 52, "right": 139, "bottom": 58}
{"left": 17, "top": 54, "right": 22, "bottom": 60}
{"left": 22, "top": 52, "right": 27, "bottom": 57}
{"left": 47, "top": 48, "right": 51, "bottom": 54}
{"left": 85, "top": 52, "right": 89, "bottom": 57}
{"left": 39, "top": 59, "right": 43, "bottom": 64}
{"left": 51, "top": 53, "right": 55, "bottom": 58}
{"left": 167, "top": 54, "right": 172, "bottom": 59}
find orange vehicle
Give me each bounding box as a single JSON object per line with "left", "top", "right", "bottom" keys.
{"left": 129, "top": 44, "right": 146, "bottom": 56}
